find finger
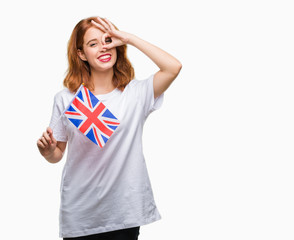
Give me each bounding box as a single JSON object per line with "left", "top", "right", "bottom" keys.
{"left": 91, "top": 20, "right": 106, "bottom": 32}
{"left": 101, "top": 33, "right": 111, "bottom": 45}
{"left": 96, "top": 16, "right": 111, "bottom": 31}
{"left": 40, "top": 137, "right": 49, "bottom": 147}
{"left": 43, "top": 131, "right": 52, "bottom": 144}
{"left": 37, "top": 139, "right": 45, "bottom": 149}
{"left": 101, "top": 33, "right": 106, "bottom": 45}
{"left": 104, "top": 18, "right": 116, "bottom": 31}
{"left": 102, "top": 43, "right": 115, "bottom": 50}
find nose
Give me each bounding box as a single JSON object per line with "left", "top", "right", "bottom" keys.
{"left": 98, "top": 46, "right": 107, "bottom": 53}
{"left": 96, "top": 42, "right": 107, "bottom": 53}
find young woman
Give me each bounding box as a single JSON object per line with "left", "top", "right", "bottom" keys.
{"left": 37, "top": 16, "right": 182, "bottom": 240}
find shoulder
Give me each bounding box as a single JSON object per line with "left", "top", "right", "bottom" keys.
{"left": 54, "top": 88, "right": 73, "bottom": 101}
{"left": 52, "top": 88, "right": 74, "bottom": 107}
{"left": 126, "top": 78, "right": 140, "bottom": 88}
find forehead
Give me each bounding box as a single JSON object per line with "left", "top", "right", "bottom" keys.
{"left": 83, "top": 27, "right": 104, "bottom": 42}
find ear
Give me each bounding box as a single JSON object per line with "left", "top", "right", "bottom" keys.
{"left": 77, "top": 49, "right": 87, "bottom": 61}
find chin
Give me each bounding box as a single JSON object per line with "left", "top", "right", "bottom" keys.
{"left": 94, "top": 64, "right": 115, "bottom": 72}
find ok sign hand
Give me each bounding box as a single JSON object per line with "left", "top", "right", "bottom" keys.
{"left": 91, "top": 17, "right": 132, "bottom": 50}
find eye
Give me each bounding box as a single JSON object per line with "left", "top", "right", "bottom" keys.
{"left": 90, "top": 43, "right": 97, "bottom": 47}
{"left": 105, "top": 37, "right": 112, "bottom": 43}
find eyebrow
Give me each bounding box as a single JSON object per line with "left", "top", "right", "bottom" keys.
{"left": 86, "top": 38, "right": 98, "bottom": 45}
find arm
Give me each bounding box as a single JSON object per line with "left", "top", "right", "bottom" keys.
{"left": 91, "top": 17, "right": 182, "bottom": 98}
{"left": 127, "top": 34, "right": 182, "bottom": 98}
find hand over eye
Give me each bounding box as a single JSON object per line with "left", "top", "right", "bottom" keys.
{"left": 91, "top": 17, "right": 131, "bottom": 50}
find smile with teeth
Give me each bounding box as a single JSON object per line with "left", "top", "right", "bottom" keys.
{"left": 98, "top": 54, "right": 111, "bottom": 62}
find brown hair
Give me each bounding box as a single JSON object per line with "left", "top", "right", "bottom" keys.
{"left": 63, "top": 16, "right": 135, "bottom": 93}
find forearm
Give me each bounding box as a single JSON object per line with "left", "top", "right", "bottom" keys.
{"left": 126, "top": 33, "right": 182, "bottom": 74}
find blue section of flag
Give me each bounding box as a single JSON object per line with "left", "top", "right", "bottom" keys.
{"left": 86, "top": 129, "right": 97, "bottom": 145}
{"left": 108, "top": 125, "right": 118, "bottom": 131}
{"left": 68, "top": 105, "right": 76, "bottom": 112}
{"left": 102, "top": 109, "right": 117, "bottom": 119}
{"left": 89, "top": 90, "right": 99, "bottom": 108}
{"left": 101, "top": 135, "right": 109, "bottom": 144}
{"left": 69, "top": 118, "right": 83, "bottom": 128}
{"left": 77, "top": 90, "right": 84, "bottom": 102}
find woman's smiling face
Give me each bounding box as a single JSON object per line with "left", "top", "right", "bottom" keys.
{"left": 78, "top": 27, "right": 117, "bottom": 72}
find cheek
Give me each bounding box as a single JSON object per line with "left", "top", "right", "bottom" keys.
{"left": 85, "top": 49, "right": 96, "bottom": 58}
{"left": 84, "top": 50, "right": 98, "bottom": 64}
{"left": 111, "top": 49, "right": 118, "bottom": 62}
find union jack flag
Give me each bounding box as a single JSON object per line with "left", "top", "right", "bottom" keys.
{"left": 64, "top": 85, "right": 120, "bottom": 148}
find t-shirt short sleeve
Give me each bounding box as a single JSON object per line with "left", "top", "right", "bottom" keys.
{"left": 137, "top": 73, "right": 164, "bottom": 117}
{"left": 49, "top": 93, "right": 68, "bottom": 142}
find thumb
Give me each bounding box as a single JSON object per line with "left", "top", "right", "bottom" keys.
{"left": 102, "top": 43, "right": 115, "bottom": 51}
{"left": 47, "top": 127, "right": 53, "bottom": 135}
{"left": 47, "top": 127, "right": 57, "bottom": 144}
{"left": 51, "top": 134, "right": 57, "bottom": 145}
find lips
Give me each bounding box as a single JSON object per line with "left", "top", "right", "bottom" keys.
{"left": 98, "top": 54, "right": 111, "bottom": 62}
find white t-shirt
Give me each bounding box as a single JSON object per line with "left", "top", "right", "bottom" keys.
{"left": 49, "top": 74, "right": 164, "bottom": 238}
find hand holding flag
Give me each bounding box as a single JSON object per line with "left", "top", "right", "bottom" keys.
{"left": 37, "top": 83, "right": 119, "bottom": 161}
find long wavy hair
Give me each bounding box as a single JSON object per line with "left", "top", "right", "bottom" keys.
{"left": 63, "top": 16, "right": 135, "bottom": 93}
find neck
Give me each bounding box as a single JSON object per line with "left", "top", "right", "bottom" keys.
{"left": 90, "top": 68, "right": 116, "bottom": 95}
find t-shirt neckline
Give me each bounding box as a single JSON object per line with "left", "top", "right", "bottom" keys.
{"left": 95, "top": 88, "right": 120, "bottom": 100}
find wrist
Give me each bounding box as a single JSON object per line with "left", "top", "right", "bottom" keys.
{"left": 125, "top": 33, "right": 137, "bottom": 45}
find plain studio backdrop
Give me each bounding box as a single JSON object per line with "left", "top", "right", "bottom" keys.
{"left": 0, "top": 0, "right": 293, "bottom": 239}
